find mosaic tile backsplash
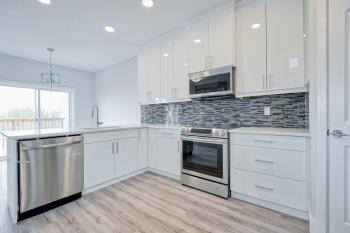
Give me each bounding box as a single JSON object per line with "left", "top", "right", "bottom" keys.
{"left": 141, "top": 92, "right": 309, "bottom": 129}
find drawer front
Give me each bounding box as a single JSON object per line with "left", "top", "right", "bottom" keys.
{"left": 84, "top": 129, "right": 138, "bottom": 144}
{"left": 230, "top": 169, "right": 307, "bottom": 211}
{"left": 156, "top": 129, "right": 181, "bottom": 138}
{"left": 230, "top": 133, "right": 307, "bottom": 151}
{"left": 230, "top": 145, "right": 307, "bottom": 181}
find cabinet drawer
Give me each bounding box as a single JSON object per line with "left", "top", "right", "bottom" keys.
{"left": 156, "top": 129, "right": 181, "bottom": 138}
{"left": 230, "top": 169, "right": 307, "bottom": 211}
{"left": 230, "top": 133, "right": 306, "bottom": 151}
{"left": 84, "top": 129, "right": 138, "bottom": 144}
{"left": 230, "top": 145, "right": 306, "bottom": 181}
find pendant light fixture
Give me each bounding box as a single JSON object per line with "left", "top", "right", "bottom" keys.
{"left": 40, "top": 48, "right": 61, "bottom": 89}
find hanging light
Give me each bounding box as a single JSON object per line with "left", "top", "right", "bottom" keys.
{"left": 40, "top": 48, "right": 61, "bottom": 89}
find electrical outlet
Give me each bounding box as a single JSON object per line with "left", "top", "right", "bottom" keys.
{"left": 264, "top": 107, "right": 271, "bottom": 116}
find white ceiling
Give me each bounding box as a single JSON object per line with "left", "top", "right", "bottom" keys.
{"left": 0, "top": 0, "right": 232, "bottom": 72}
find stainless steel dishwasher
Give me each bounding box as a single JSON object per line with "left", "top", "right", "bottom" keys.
{"left": 18, "top": 135, "right": 83, "bottom": 220}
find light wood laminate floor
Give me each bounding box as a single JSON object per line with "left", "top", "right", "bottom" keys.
{"left": 0, "top": 161, "right": 309, "bottom": 233}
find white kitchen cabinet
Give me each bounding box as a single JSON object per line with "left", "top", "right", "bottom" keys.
{"left": 156, "top": 136, "right": 181, "bottom": 176}
{"left": 236, "top": 0, "right": 267, "bottom": 94}
{"left": 188, "top": 7, "right": 234, "bottom": 73}
{"left": 236, "top": 0, "right": 306, "bottom": 97}
{"left": 138, "top": 46, "right": 161, "bottom": 104}
{"left": 138, "top": 128, "right": 148, "bottom": 169}
{"left": 115, "top": 136, "right": 139, "bottom": 178}
{"left": 266, "top": 0, "right": 305, "bottom": 90}
{"left": 173, "top": 35, "right": 189, "bottom": 100}
{"left": 147, "top": 128, "right": 158, "bottom": 169}
{"left": 161, "top": 41, "right": 174, "bottom": 100}
{"left": 84, "top": 140, "right": 115, "bottom": 189}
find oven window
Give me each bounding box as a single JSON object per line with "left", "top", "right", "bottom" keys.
{"left": 189, "top": 72, "right": 231, "bottom": 95}
{"left": 182, "top": 140, "right": 223, "bottom": 178}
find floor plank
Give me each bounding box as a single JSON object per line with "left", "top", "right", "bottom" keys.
{"left": 0, "top": 161, "right": 309, "bottom": 233}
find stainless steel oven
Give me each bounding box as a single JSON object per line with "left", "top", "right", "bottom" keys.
{"left": 189, "top": 66, "right": 234, "bottom": 98}
{"left": 180, "top": 127, "right": 230, "bottom": 198}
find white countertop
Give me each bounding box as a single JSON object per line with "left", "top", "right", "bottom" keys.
{"left": 228, "top": 127, "right": 310, "bottom": 137}
{"left": 0, "top": 124, "right": 185, "bottom": 140}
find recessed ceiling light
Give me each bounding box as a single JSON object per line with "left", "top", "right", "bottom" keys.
{"left": 184, "top": 63, "right": 188, "bottom": 66}
{"left": 251, "top": 23, "right": 261, "bottom": 29}
{"left": 104, "top": 26, "right": 115, "bottom": 33}
{"left": 38, "top": 0, "right": 51, "bottom": 5}
{"left": 142, "top": 0, "right": 154, "bottom": 8}
{"left": 194, "top": 39, "right": 201, "bottom": 44}
{"left": 163, "top": 53, "right": 169, "bottom": 57}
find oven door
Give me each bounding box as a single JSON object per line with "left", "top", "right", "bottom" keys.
{"left": 181, "top": 136, "right": 228, "bottom": 184}
{"left": 189, "top": 66, "right": 234, "bottom": 98}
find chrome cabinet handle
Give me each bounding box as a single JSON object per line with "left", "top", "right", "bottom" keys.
{"left": 254, "top": 158, "right": 275, "bottom": 164}
{"left": 210, "top": 56, "right": 213, "bottom": 67}
{"left": 262, "top": 75, "right": 266, "bottom": 90}
{"left": 328, "top": 129, "right": 350, "bottom": 138}
{"left": 255, "top": 184, "right": 274, "bottom": 191}
{"left": 269, "top": 74, "right": 273, "bottom": 89}
{"left": 112, "top": 142, "right": 115, "bottom": 155}
{"left": 254, "top": 140, "right": 275, "bottom": 144}
{"left": 116, "top": 141, "right": 119, "bottom": 154}
{"left": 174, "top": 88, "right": 177, "bottom": 99}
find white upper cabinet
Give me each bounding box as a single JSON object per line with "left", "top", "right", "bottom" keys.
{"left": 209, "top": 8, "right": 234, "bottom": 69}
{"left": 188, "top": 21, "right": 210, "bottom": 73}
{"left": 266, "top": 0, "right": 305, "bottom": 90}
{"left": 173, "top": 35, "right": 189, "bottom": 100}
{"left": 188, "top": 7, "right": 234, "bottom": 73}
{"left": 138, "top": 46, "right": 161, "bottom": 104}
{"left": 161, "top": 41, "right": 174, "bottom": 100}
{"left": 236, "top": 0, "right": 267, "bottom": 94}
{"left": 236, "top": 0, "right": 306, "bottom": 97}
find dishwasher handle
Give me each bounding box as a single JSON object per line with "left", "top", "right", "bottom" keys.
{"left": 21, "top": 140, "right": 82, "bottom": 151}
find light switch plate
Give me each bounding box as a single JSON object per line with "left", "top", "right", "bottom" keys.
{"left": 264, "top": 107, "right": 271, "bottom": 116}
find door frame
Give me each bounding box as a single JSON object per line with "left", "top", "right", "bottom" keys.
{"left": 308, "top": 0, "right": 328, "bottom": 232}
{"left": 0, "top": 79, "right": 76, "bottom": 130}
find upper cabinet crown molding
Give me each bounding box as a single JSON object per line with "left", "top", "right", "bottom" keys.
{"left": 235, "top": 0, "right": 307, "bottom": 98}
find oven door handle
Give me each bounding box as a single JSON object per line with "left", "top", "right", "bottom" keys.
{"left": 180, "top": 136, "right": 228, "bottom": 144}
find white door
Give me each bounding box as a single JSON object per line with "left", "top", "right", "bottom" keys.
{"left": 160, "top": 41, "right": 174, "bottom": 100}
{"left": 84, "top": 141, "right": 115, "bottom": 189}
{"left": 174, "top": 34, "right": 189, "bottom": 100}
{"left": 209, "top": 8, "right": 234, "bottom": 69}
{"left": 138, "top": 128, "right": 148, "bottom": 169}
{"left": 115, "top": 137, "right": 138, "bottom": 177}
{"left": 236, "top": 0, "right": 267, "bottom": 94}
{"left": 147, "top": 46, "right": 161, "bottom": 102}
{"left": 188, "top": 21, "right": 209, "bottom": 73}
{"left": 138, "top": 52, "right": 149, "bottom": 103}
{"left": 266, "top": 0, "right": 305, "bottom": 91}
{"left": 328, "top": 0, "right": 350, "bottom": 232}
{"left": 156, "top": 136, "right": 181, "bottom": 176}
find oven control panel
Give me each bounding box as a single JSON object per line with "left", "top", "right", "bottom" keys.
{"left": 181, "top": 127, "right": 228, "bottom": 139}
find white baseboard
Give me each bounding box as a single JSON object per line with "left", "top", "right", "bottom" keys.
{"left": 231, "top": 191, "right": 309, "bottom": 221}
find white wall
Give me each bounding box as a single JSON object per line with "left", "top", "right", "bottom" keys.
{"left": 0, "top": 53, "right": 95, "bottom": 128}
{"left": 94, "top": 57, "right": 140, "bottom": 126}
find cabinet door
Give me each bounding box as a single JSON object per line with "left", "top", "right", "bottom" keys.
{"left": 138, "top": 52, "right": 149, "bottom": 103}
{"left": 156, "top": 136, "right": 181, "bottom": 176}
{"left": 147, "top": 128, "right": 158, "bottom": 169}
{"left": 266, "top": 0, "right": 305, "bottom": 90}
{"left": 236, "top": 0, "right": 267, "bottom": 94}
{"left": 84, "top": 141, "right": 115, "bottom": 189}
{"left": 161, "top": 41, "right": 174, "bottom": 100}
{"left": 209, "top": 8, "right": 234, "bottom": 69}
{"left": 138, "top": 128, "right": 148, "bottom": 169}
{"left": 174, "top": 35, "right": 189, "bottom": 100}
{"left": 147, "top": 46, "right": 161, "bottom": 102}
{"left": 188, "top": 21, "right": 209, "bottom": 73}
{"left": 115, "top": 137, "right": 138, "bottom": 177}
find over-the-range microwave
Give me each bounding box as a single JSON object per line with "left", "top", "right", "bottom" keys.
{"left": 188, "top": 66, "right": 235, "bottom": 98}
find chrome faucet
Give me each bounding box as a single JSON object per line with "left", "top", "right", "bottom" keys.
{"left": 91, "top": 105, "right": 103, "bottom": 127}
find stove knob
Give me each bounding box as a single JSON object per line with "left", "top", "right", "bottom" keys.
{"left": 221, "top": 131, "right": 226, "bottom": 137}
{"left": 214, "top": 130, "right": 219, "bottom": 136}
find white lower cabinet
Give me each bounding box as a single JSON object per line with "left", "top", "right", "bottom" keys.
{"left": 230, "top": 132, "right": 309, "bottom": 219}
{"left": 138, "top": 128, "right": 148, "bottom": 169}
{"left": 115, "top": 137, "right": 139, "bottom": 178}
{"left": 84, "top": 140, "right": 115, "bottom": 189}
{"left": 156, "top": 136, "right": 181, "bottom": 176}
